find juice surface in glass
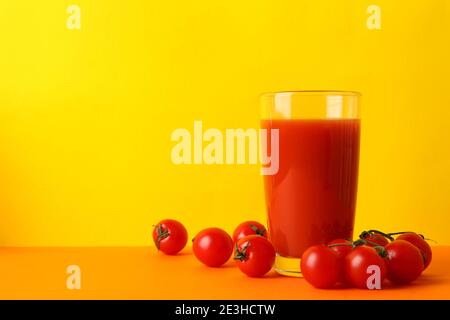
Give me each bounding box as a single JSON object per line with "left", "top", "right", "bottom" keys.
{"left": 262, "top": 118, "right": 360, "bottom": 259}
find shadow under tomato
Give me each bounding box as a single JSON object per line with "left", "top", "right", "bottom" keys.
{"left": 382, "top": 273, "right": 445, "bottom": 290}
{"left": 220, "top": 260, "right": 237, "bottom": 268}
{"left": 147, "top": 247, "right": 193, "bottom": 257}
{"left": 190, "top": 260, "right": 237, "bottom": 270}
{"left": 263, "top": 273, "right": 283, "bottom": 279}
{"left": 171, "top": 251, "right": 192, "bottom": 257}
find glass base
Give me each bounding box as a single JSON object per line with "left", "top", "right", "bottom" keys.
{"left": 274, "top": 254, "right": 303, "bottom": 277}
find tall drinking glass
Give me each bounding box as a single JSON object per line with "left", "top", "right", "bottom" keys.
{"left": 260, "top": 91, "right": 361, "bottom": 277}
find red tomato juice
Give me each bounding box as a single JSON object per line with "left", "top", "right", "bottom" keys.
{"left": 262, "top": 119, "right": 360, "bottom": 258}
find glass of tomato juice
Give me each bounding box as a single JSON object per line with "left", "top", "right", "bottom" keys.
{"left": 260, "top": 91, "right": 361, "bottom": 277}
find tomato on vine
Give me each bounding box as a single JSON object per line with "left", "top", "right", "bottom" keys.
{"left": 395, "top": 232, "right": 432, "bottom": 269}
{"left": 301, "top": 245, "right": 342, "bottom": 289}
{"left": 385, "top": 240, "right": 424, "bottom": 284}
{"left": 344, "top": 245, "right": 387, "bottom": 289}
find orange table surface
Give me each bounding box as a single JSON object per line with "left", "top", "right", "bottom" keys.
{"left": 0, "top": 246, "right": 448, "bottom": 300}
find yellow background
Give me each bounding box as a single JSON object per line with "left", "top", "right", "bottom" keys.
{"left": 0, "top": 0, "right": 449, "bottom": 246}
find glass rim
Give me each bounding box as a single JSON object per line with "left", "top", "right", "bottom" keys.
{"left": 261, "top": 90, "right": 361, "bottom": 98}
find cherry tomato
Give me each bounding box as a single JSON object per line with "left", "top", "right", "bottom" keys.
{"left": 234, "top": 235, "right": 275, "bottom": 277}
{"left": 152, "top": 219, "right": 188, "bottom": 255}
{"left": 301, "top": 245, "right": 341, "bottom": 289}
{"left": 396, "top": 233, "right": 432, "bottom": 269}
{"left": 385, "top": 240, "right": 424, "bottom": 284}
{"left": 192, "top": 228, "right": 233, "bottom": 267}
{"left": 345, "top": 246, "right": 387, "bottom": 289}
{"left": 328, "top": 239, "right": 353, "bottom": 284}
{"left": 360, "top": 231, "right": 389, "bottom": 247}
{"left": 232, "top": 221, "right": 268, "bottom": 243}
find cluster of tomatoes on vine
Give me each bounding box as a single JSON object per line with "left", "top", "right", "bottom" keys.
{"left": 152, "top": 219, "right": 275, "bottom": 277}
{"left": 152, "top": 219, "right": 433, "bottom": 288}
{"left": 301, "top": 230, "right": 432, "bottom": 289}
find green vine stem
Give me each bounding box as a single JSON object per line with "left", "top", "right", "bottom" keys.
{"left": 363, "top": 230, "right": 395, "bottom": 241}
{"left": 387, "top": 232, "right": 437, "bottom": 243}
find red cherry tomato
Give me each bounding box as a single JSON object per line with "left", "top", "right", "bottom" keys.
{"left": 328, "top": 239, "right": 353, "bottom": 284}
{"left": 232, "top": 221, "right": 268, "bottom": 243}
{"left": 345, "top": 246, "right": 387, "bottom": 289}
{"left": 234, "top": 235, "right": 275, "bottom": 277}
{"left": 301, "top": 245, "right": 341, "bottom": 289}
{"left": 396, "top": 233, "right": 432, "bottom": 270}
{"left": 192, "top": 228, "right": 233, "bottom": 267}
{"left": 152, "top": 219, "right": 188, "bottom": 255}
{"left": 360, "top": 231, "right": 389, "bottom": 247}
{"left": 385, "top": 240, "right": 424, "bottom": 284}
